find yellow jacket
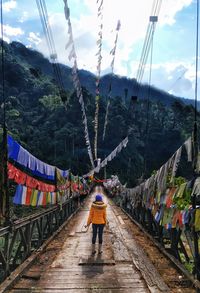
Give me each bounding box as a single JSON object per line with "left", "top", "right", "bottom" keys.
{"left": 87, "top": 201, "right": 107, "bottom": 225}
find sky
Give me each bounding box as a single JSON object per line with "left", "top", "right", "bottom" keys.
{"left": 1, "top": 0, "right": 199, "bottom": 101}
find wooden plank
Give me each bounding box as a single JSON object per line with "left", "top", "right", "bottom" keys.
{"left": 21, "top": 272, "right": 41, "bottom": 281}
{"left": 28, "top": 270, "right": 135, "bottom": 277}
{"left": 10, "top": 289, "right": 148, "bottom": 293}
{"left": 128, "top": 241, "right": 170, "bottom": 292}
{"left": 29, "top": 266, "right": 135, "bottom": 273}
{"left": 117, "top": 215, "right": 125, "bottom": 226}
{"left": 14, "top": 278, "right": 146, "bottom": 285}
{"left": 14, "top": 283, "right": 147, "bottom": 289}
{"left": 78, "top": 257, "right": 115, "bottom": 265}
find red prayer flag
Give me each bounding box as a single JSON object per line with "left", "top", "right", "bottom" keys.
{"left": 26, "top": 187, "right": 32, "bottom": 205}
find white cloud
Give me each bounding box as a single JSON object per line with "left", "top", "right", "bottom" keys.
{"left": 60, "top": 0, "right": 192, "bottom": 75}
{"left": 3, "top": 24, "right": 24, "bottom": 37}
{"left": 3, "top": 35, "right": 10, "bottom": 43}
{"left": 30, "top": 0, "right": 194, "bottom": 99}
{"left": 18, "top": 11, "right": 29, "bottom": 23}
{"left": 159, "top": 0, "right": 193, "bottom": 26}
{"left": 136, "top": 61, "right": 196, "bottom": 99}
{"left": 3, "top": 0, "right": 17, "bottom": 12}
{"left": 28, "top": 32, "right": 42, "bottom": 46}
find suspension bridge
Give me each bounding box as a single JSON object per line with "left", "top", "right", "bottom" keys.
{"left": 0, "top": 186, "right": 199, "bottom": 293}
{"left": 0, "top": 0, "right": 200, "bottom": 292}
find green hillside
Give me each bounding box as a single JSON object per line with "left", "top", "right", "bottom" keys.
{"left": 0, "top": 41, "right": 199, "bottom": 186}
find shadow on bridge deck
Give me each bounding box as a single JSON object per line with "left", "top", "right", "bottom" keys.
{"left": 5, "top": 192, "right": 196, "bottom": 293}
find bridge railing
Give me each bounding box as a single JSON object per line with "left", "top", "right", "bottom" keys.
{"left": 115, "top": 192, "right": 200, "bottom": 281}
{"left": 0, "top": 194, "right": 81, "bottom": 282}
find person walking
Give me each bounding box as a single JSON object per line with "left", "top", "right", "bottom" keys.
{"left": 85, "top": 194, "right": 107, "bottom": 255}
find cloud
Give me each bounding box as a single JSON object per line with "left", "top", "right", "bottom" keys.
{"left": 26, "top": 44, "right": 32, "bottom": 49}
{"left": 18, "top": 0, "right": 194, "bottom": 99}
{"left": 3, "top": 0, "right": 17, "bottom": 12}
{"left": 3, "top": 24, "right": 24, "bottom": 37}
{"left": 28, "top": 32, "right": 42, "bottom": 46}
{"left": 159, "top": 0, "right": 193, "bottom": 26}
{"left": 3, "top": 35, "right": 10, "bottom": 43}
{"left": 58, "top": 0, "right": 193, "bottom": 76}
{"left": 18, "top": 11, "right": 29, "bottom": 23}
{"left": 135, "top": 61, "right": 195, "bottom": 99}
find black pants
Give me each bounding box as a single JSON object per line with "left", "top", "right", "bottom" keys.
{"left": 92, "top": 224, "right": 105, "bottom": 244}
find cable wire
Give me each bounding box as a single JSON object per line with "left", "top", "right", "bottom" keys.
{"left": 143, "top": 21, "right": 155, "bottom": 178}
{"left": 1, "top": 0, "right": 9, "bottom": 223}
{"left": 36, "top": 0, "right": 65, "bottom": 98}
{"left": 194, "top": 0, "right": 199, "bottom": 125}
{"left": 1, "top": 0, "right": 5, "bottom": 127}
{"left": 135, "top": 0, "right": 162, "bottom": 98}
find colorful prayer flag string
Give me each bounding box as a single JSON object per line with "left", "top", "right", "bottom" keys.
{"left": 117, "top": 137, "right": 196, "bottom": 231}
{"left": 84, "top": 136, "right": 128, "bottom": 177}
{"left": 7, "top": 135, "right": 69, "bottom": 181}
{"left": 94, "top": 0, "right": 104, "bottom": 161}
{"left": 63, "top": 0, "right": 95, "bottom": 169}
{"left": 103, "top": 20, "right": 121, "bottom": 141}
{"left": 13, "top": 184, "right": 58, "bottom": 206}
{"left": 8, "top": 163, "right": 56, "bottom": 192}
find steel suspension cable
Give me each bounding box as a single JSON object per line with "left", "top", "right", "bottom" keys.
{"left": 136, "top": 25, "right": 153, "bottom": 83}
{"left": 0, "top": 0, "right": 5, "bottom": 129}
{"left": 143, "top": 21, "right": 155, "bottom": 178}
{"left": 39, "top": 0, "right": 64, "bottom": 89}
{"left": 192, "top": 1, "right": 200, "bottom": 282}
{"left": 135, "top": 0, "right": 162, "bottom": 97}
{"left": 194, "top": 0, "right": 199, "bottom": 127}
{"left": 36, "top": 0, "right": 65, "bottom": 95}
{"left": 40, "top": 0, "right": 65, "bottom": 89}
{"left": 1, "top": 0, "right": 9, "bottom": 223}
{"left": 192, "top": 0, "right": 199, "bottom": 173}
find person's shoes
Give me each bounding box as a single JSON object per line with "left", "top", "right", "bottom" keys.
{"left": 92, "top": 244, "right": 96, "bottom": 255}
{"left": 98, "top": 244, "right": 102, "bottom": 254}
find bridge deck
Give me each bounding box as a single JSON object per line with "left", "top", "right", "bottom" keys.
{"left": 6, "top": 193, "right": 195, "bottom": 293}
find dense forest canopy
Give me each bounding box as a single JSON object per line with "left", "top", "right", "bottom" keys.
{"left": 0, "top": 41, "right": 199, "bottom": 187}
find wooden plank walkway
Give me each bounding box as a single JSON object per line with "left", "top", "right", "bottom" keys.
{"left": 5, "top": 191, "right": 177, "bottom": 292}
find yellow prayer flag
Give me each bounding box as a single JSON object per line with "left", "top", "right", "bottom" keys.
{"left": 30, "top": 189, "right": 38, "bottom": 207}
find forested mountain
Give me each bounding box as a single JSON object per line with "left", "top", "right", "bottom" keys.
{"left": 3, "top": 41, "right": 199, "bottom": 108}
{"left": 0, "top": 41, "right": 199, "bottom": 186}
